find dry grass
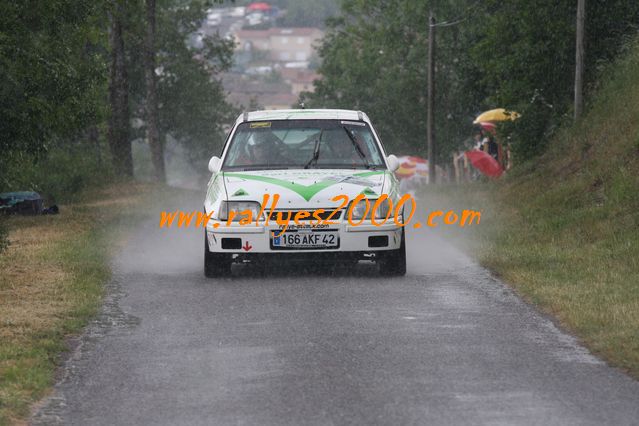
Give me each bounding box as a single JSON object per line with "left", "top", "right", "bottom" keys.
{"left": 0, "top": 182, "right": 152, "bottom": 425}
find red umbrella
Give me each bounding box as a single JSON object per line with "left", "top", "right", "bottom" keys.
{"left": 395, "top": 155, "right": 429, "bottom": 180}
{"left": 465, "top": 150, "right": 503, "bottom": 178}
{"left": 479, "top": 122, "right": 496, "bottom": 135}
{"left": 247, "top": 2, "right": 271, "bottom": 11}
{"left": 407, "top": 156, "right": 426, "bottom": 164}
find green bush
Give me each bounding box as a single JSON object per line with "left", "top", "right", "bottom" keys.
{"left": 0, "top": 141, "right": 115, "bottom": 203}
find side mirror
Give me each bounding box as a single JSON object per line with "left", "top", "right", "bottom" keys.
{"left": 386, "top": 154, "right": 400, "bottom": 172}
{"left": 208, "top": 156, "right": 221, "bottom": 173}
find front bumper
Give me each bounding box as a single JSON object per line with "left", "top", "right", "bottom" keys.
{"left": 205, "top": 219, "right": 403, "bottom": 254}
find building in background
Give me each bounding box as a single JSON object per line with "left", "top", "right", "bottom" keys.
{"left": 235, "top": 28, "right": 323, "bottom": 63}
{"left": 280, "top": 68, "right": 319, "bottom": 96}
{"left": 203, "top": 6, "right": 324, "bottom": 111}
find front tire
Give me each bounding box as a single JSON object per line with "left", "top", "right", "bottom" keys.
{"left": 378, "top": 228, "right": 407, "bottom": 276}
{"left": 204, "top": 233, "right": 232, "bottom": 277}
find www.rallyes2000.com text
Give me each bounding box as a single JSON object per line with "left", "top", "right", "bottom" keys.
{"left": 159, "top": 193, "right": 481, "bottom": 234}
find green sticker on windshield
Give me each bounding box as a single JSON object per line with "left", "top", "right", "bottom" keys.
{"left": 250, "top": 122, "right": 271, "bottom": 128}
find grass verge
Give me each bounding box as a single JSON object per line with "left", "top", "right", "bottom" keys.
{"left": 0, "top": 182, "right": 154, "bottom": 425}
{"left": 426, "top": 182, "right": 639, "bottom": 379}
{"left": 427, "top": 39, "right": 639, "bottom": 378}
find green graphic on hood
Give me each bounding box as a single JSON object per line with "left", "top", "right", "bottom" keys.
{"left": 232, "top": 188, "right": 249, "bottom": 196}
{"left": 361, "top": 187, "right": 377, "bottom": 196}
{"left": 224, "top": 171, "right": 384, "bottom": 201}
{"left": 354, "top": 171, "right": 385, "bottom": 178}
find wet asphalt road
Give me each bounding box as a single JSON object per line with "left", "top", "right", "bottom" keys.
{"left": 33, "top": 195, "right": 639, "bottom": 425}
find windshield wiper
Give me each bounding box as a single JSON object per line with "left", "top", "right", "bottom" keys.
{"left": 342, "top": 126, "right": 373, "bottom": 169}
{"left": 304, "top": 130, "right": 323, "bottom": 169}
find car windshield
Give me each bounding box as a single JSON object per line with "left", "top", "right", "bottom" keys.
{"left": 222, "top": 119, "right": 386, "bottom": 170}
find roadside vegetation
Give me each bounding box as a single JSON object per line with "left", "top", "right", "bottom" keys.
{"left": 0, "top": 183, "right": 155, "bottom": 425}
{"left": 0, "top": 0, "right": 234, "bottom": 191}
{"left": 0, "top": 2, "right": 234, "bottom": 423}
{"left": 302, "top": 0, "right": 639, "bottom": 160}
{"left": 430, "top": 39, "right": 639, "bottom": 377}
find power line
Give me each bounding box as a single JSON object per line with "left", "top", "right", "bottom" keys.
{"left": 431, "top": 18, "right": 466, "bottom": 28}
{"left": 430, "top": 0, "right": 483, "bottom": 28}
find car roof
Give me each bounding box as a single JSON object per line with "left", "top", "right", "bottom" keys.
{"left": 235, "top": 109, "right": 370, "bottom": 124}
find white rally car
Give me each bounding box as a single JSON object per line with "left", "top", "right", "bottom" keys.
{"left": 204, "top": 109, "right": 406, "bottom": 277}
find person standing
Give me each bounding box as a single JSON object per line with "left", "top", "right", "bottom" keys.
{"left": 483, "top": 135, "right": 499, "bottom": 162}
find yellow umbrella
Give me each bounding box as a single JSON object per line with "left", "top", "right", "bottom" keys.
{"left": 473, "top": 108, "right": 521, "bottom": 124}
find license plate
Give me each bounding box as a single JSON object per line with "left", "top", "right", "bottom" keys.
{"left": 272, "top": 231, "right": 338, "bottom": 248}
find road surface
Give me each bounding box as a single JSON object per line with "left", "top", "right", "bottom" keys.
{"left": 32, "top": 193, "right": 639, "bottom": 425}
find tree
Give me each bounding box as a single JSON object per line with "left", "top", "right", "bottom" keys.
{"left": 574, "top": 0, "right": 585, "bottom": 121}
{"left": 0, "top": 0, "right": 235, "bottom": 193}
{"left": 144, "top": 0, "right": 165, "bottom": 182}
{"left": 108, "top": 0, "right": 133, "bottom": 176}
{"left": 0, "top": 1, "right": 107, "bottom": 161}
{"left": 301, "top": 0, "right": 482, "bottom": 160}
{"left": 305, "top": 0, "right": 639, "bottom": 164}
{"left": 470, "top": 0, "right": 639, "bottom": 159}
{"left": 120, "top": 0, "right": 235, "bottom": 173}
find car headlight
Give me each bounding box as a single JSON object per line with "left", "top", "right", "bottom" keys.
{"left": 348, "top": 197, "right": 392, "bottom": 221}
{"left": 218, "top": 201, "right": 262, "bottom": 221}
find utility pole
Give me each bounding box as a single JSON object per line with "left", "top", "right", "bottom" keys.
{"left": 574, "top": 0, "right": 585, "bottom": 121}
{"left": 427, "top": 11, "right": 436, "bottom": 184}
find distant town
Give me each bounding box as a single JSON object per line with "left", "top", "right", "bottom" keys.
{"left": 198, "top": 2, "right": 323, "bottom": 110}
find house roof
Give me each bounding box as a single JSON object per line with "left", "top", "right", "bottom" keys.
{"left": 235, "top": 27, "right": 323, "bottom": 40}
{"left": 259, "top": 93, "right": 299, "bottom": 108}
{"left": 279, "top": 68, "right": 319, "bottom": 84}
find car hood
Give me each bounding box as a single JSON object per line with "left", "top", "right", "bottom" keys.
{"left": 221, "top": 169, "right": 388, "bottom": 208}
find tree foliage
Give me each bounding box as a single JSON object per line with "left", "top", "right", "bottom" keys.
{"left": 304, "top": 0, "right": 639, "bottom": 162}
{"left": 124, "top": 0, "right": 236, "bottom": 166}
{"left": 0, "top": 1, "right": 107, "bottom": 159}
{"left": 302, "top": 0, "right": 485, "bottom": 159}
{"left": 155, "top": 2, "right": 236, "bottom": 162}
{"left": 471, "top": 0, "right": 639, "bottom": 158}
{"left": 0, "top": 0, "right": 236, "bottom": 191}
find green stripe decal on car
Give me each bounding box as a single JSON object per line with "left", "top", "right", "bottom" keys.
{"left": 224, "top": 171, "right": 384, "bottom": 202}
{"left": 353, "top": 171, "right": 385, "bottom": 178}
